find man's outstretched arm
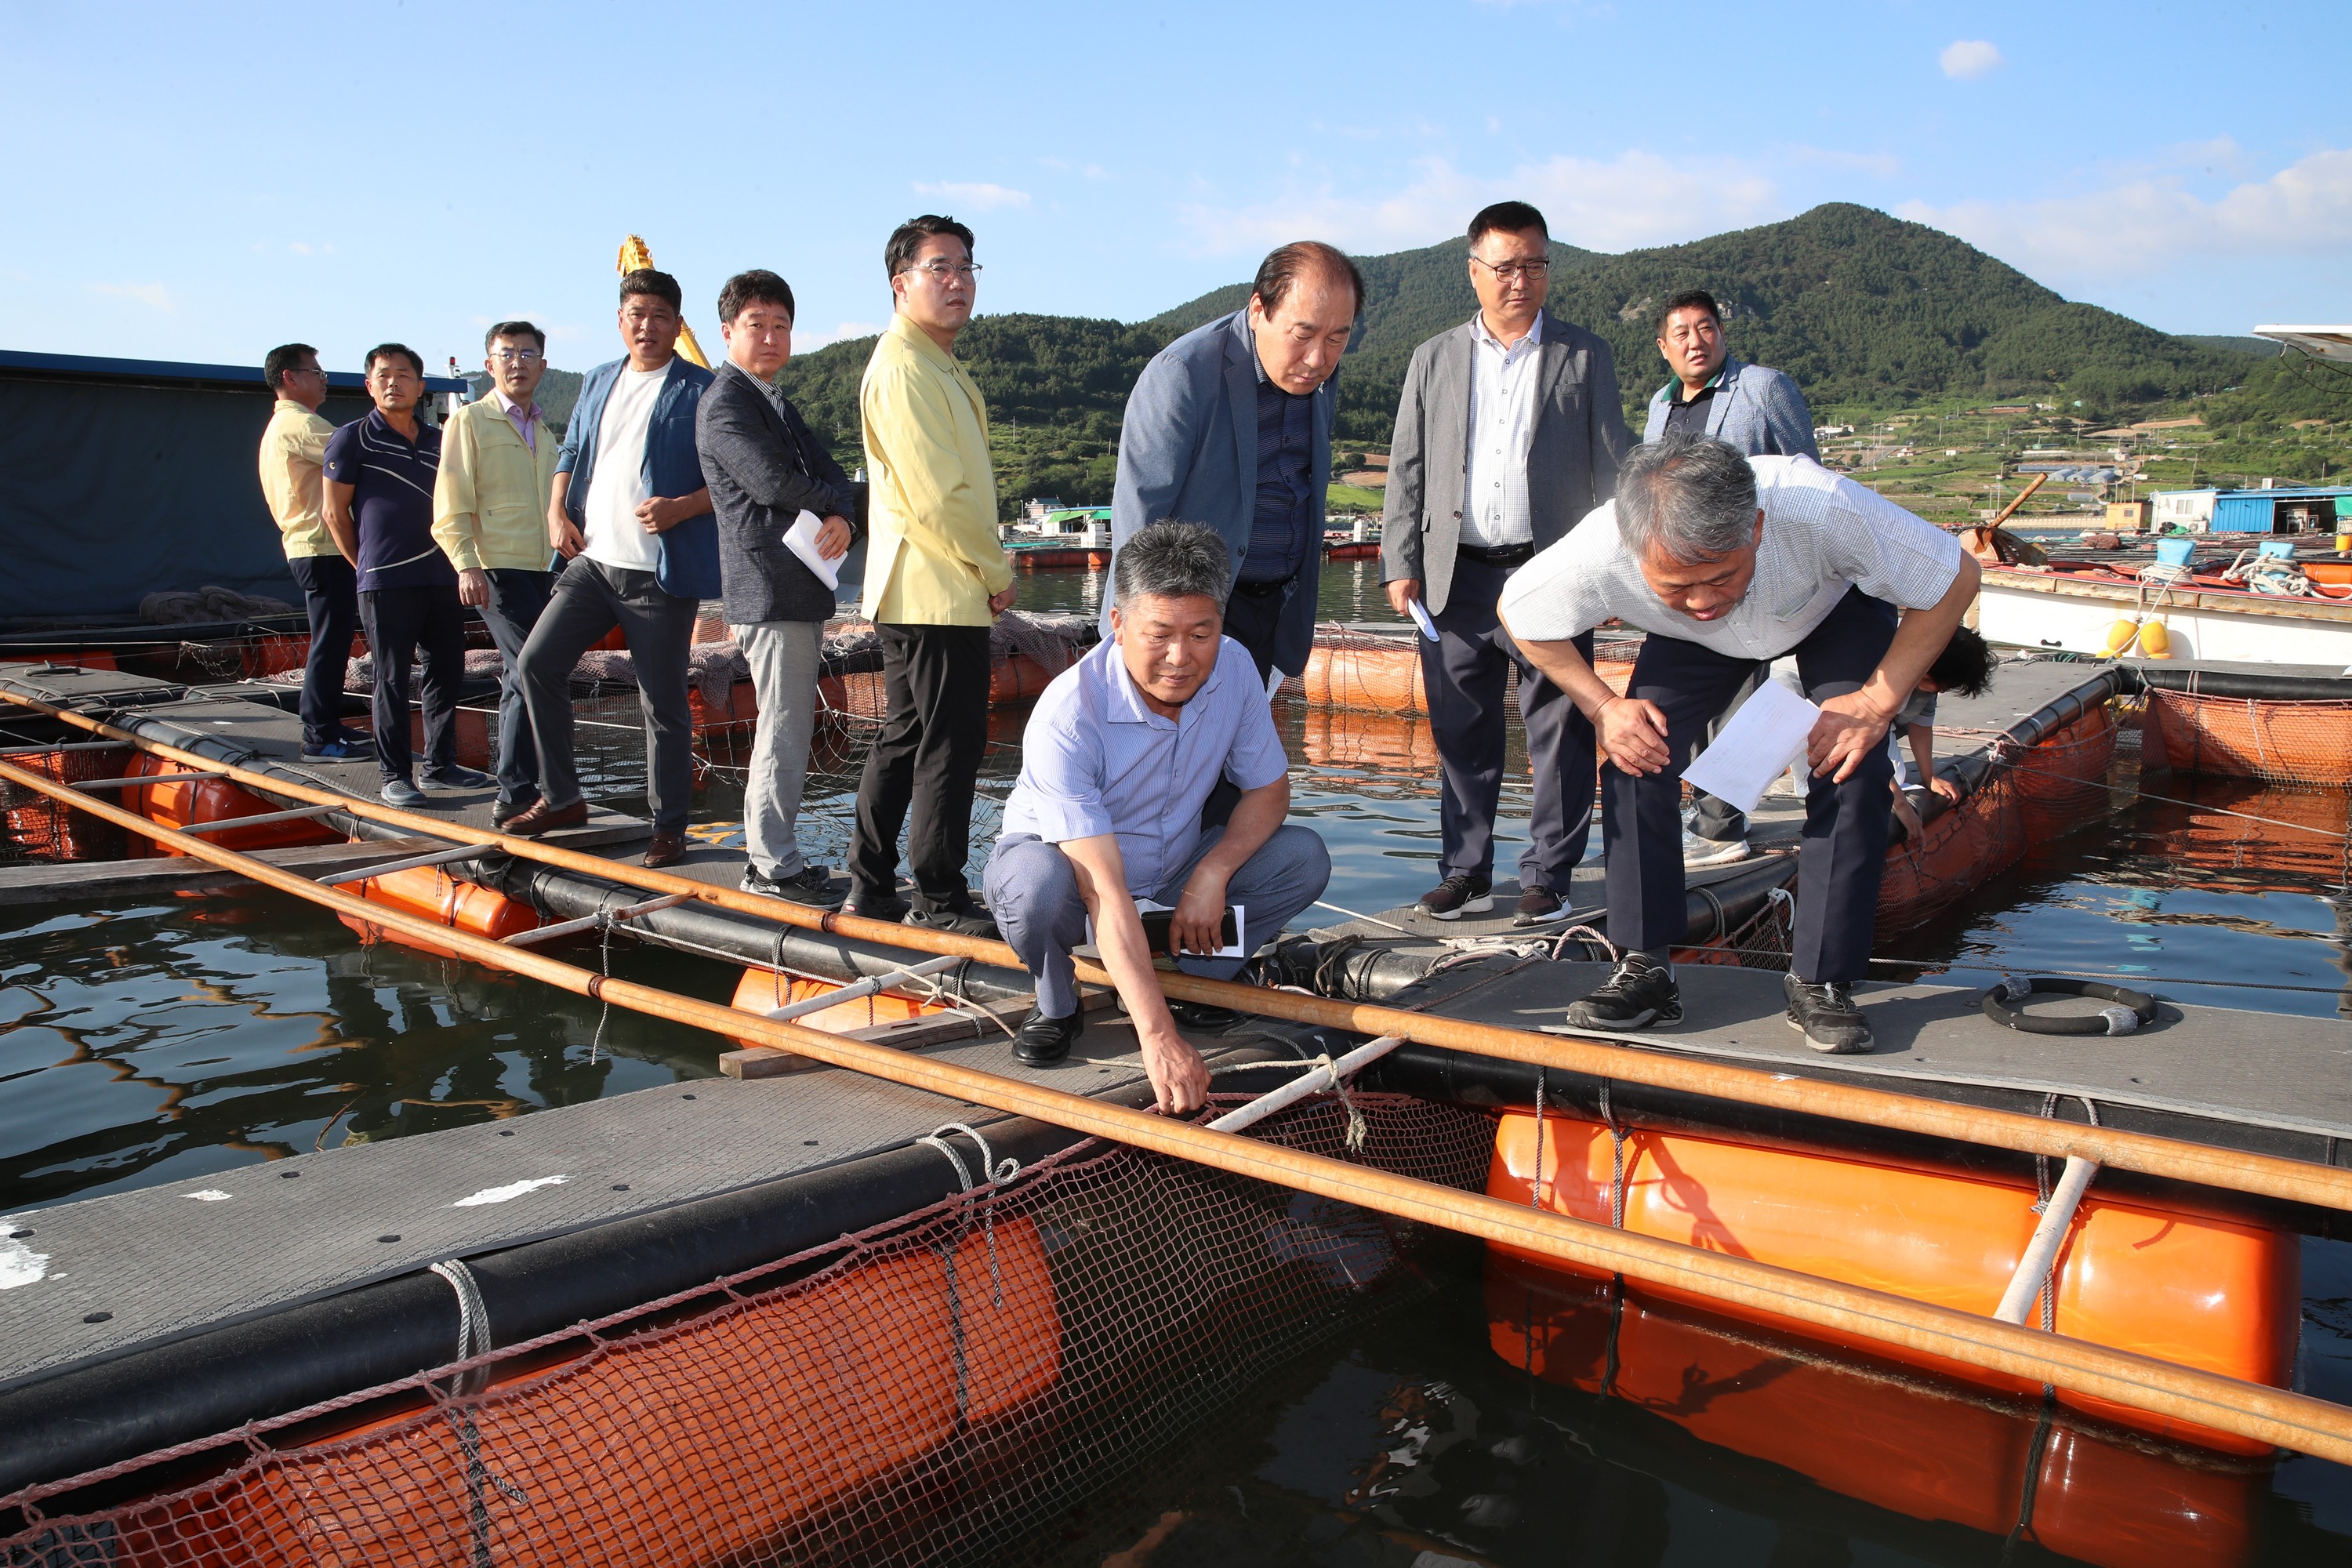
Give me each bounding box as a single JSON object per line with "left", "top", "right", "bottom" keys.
{"left": 1057, "top": 833, "right": 1210, "bottom": 1116}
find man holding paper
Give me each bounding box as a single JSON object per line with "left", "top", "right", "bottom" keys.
{"left": 1498, "top": 435, "right": 1979, "bottom": 1052}
{"left": 983, "top": 521, "right": 1331, "bottom": 1113}
{"left": 697, "top": 269, "right": 860, "bottom": 902}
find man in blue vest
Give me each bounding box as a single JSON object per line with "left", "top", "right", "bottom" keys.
{"left": 506, "top": 270, "right": 717, "bottom": 866}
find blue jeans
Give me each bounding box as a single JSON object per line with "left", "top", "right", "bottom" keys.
{"left": 983, "top": 823, "right": 1332, "bottom": 1018}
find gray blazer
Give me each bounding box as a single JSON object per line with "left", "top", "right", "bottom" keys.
{"left": 695, "top": 360, "right": 862, "bottom": 626}
{"left": 1642, "top": 355, "right": 1818, "bottom": 460}
{"left": 1109, "top": 310, "right": 1335, "bottom": 677}
{"left": 1381, "top": 312, "right": 1630, "bottom": 615}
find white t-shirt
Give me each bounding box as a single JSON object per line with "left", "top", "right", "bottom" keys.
{"left": 1498, "top": 456, "right": 1964, "bottom": 660}
{"left": 583, "top": 364, "right": 667, "bottom": 572}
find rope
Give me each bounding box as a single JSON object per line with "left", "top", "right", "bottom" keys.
{"left": 915, "top": 1123, "right": 1020, "bottom": 1311}
{"left": 426, "top": 1258, "right": 522, "bottom": 1567}
{"left": 1599, "top": 1080, "right": 1631, "bottom": 1231}
{"left": 1549, "top": 924, "right": 1617, "bottom": 963}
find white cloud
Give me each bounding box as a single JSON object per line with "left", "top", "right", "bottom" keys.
{"left": 87, "top": 281, "right": 174, "bottom": 311}
{"left": 1900, "top": 146, "right": 2352, "bottom": 280}
{"left": 1175, "top": 151, "right": 1784, "bottom": 256}
{"left": 1940, "top": 40, "right": 2004, "bottom": 80}
{"left": 800, "top": 320, "right": 885, "bottom": 350}
{"left": 911, "top": 181, "right": 1032, "bottom": 212}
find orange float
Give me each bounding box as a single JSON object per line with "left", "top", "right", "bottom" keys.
{"left": 1489, "top": 1112, "right": 2299, "bottom": 1454}
{"left": 726, "top": 966, "right": 952, "bottom": 1044}
{"left": 2141, "top": 688, "right": 2352, "bottom": 787}
{"left": 1296, "top": 706, "right": 1439, "bottom": 772}
{"left": 336, "top": 863, "right": 543, "bottom": 957}
{"left": 128, "top": 751, "right": 341, "bottom": 855}
{"left": 1489, "top": 1254, "right": 2263, "bottom": 1568}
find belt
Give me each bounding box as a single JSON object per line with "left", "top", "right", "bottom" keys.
{"left": 1456, "top": 541, "right": 1534, "bottom": 568}
{"left": 1231, "top": 576, "right": 1294, "bottom": 599}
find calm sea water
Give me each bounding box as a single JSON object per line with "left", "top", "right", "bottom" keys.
{"left": 3, "top": 564, "right": 2349, "bottom": 1557}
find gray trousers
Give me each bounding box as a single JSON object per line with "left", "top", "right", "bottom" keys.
{"left": 515, "top": 557, "right": 697, "bottom": 833}
{"left": 983, "top": 823, "right": 1332, "bottom": 1018}
{"left": 732, "top": 619, "right": 825, "bottom": 878}
{"left": 478, "top": 568, "right": 554, "bottom": 808}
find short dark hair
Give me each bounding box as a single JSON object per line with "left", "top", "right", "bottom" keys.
{"left": 717, "top": 269, "right": 797, "bottom": 325}
{"left": 262, "top": 343, "right": 318, "bottom": 392}
{"left": 484, "top": 320, "right": 546, "bottom": 351}
{"left": 1468, "top": 201, "right": 1548, "bottom": 246}
{"left": 1926, "top": 625, "right": 1996, "bottom": 699}
{"left": 1657, "top": 289, "right": 1722, "bottom": 336}
{"left": 620, "top": 268, "right": 683, "bottom": 312}
{"left": 1115, "top": 521, "right": 1232, "bottom": 608}
{"left": 363, "top": 343, "right": 423, "bottom": 377}
{"left": 885, "top": 215, "right": 976, "bottom": 280}
{"left": 1252, "top": 241, "right": 1365, "bottom": 320}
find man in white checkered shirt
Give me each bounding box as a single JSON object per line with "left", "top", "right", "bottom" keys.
{"left": 1500, "top": 435, "right": 1980, "bottom": 1052}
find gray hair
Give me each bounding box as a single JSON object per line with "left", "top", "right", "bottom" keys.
{"left": 1615, "top": 435, "right": 1760, "bottom": 562}
{"left": 1114, "top": 520, "right": 1232, "bottom": 607}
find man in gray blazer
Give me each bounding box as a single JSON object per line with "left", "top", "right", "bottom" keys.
{"left": 1383, "top": 201, "right": 1631, "bottom": 927}
{"left": 1108, "top": 241, "right": 1359, "bottom": 689}
{"left": 696, "top": 269, "right": 860, "bottom": 903}
{"left": 1644, "top": 288, "right": 1818, "bottom": 865}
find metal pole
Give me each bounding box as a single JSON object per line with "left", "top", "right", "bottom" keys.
{"left": 762, "top": 953, "right": 964, "bottom": 1019}
{"left": 1994, "top": 1156, "right": 2100, "bottom": 1325}
{"left": 1210, "top": 1036, "right": 1405, "bottom": 1134}
{"left": 501, "top": 892, "right": 691, "bottom": 947}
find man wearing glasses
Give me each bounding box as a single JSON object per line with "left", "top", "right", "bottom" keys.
{"left": 432, "top": 321, "right": 562, "bottom": 827}
{"left": 844, "top": 215, "right": 1014, "bottom": 935}
{"left": 1381, "top": 201, "right": 1629, "bottom": 928}
{"left": 260, "top": 343, "right": 368, "bottom": 762}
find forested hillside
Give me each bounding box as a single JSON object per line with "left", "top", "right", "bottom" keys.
{"left": 775, "top": 202, "right": 2276, "bottom": 515}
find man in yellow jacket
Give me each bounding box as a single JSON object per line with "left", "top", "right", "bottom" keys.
{"left": 847, "top": 214, "right": 1014, "bottom": 934}
{"left": 431, "top": 321, "right": 563, "bottom": 827}
{"left": 259, "top": 343, "right": 370, "bottom": 763}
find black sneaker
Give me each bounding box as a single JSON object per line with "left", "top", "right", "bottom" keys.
{"left": 841, "top": 890, "right": 911, "bottom": 924}
{"left": 743, "top": 862, "right": 844, "bottom": 907}
{"left": 423, "top": 764, "right": 493, "bottom": 790}
{"left": 1565, "top": 953, "right": 1682, "bottom": 1030}
{"left": 1784, "top": 972, "right": 1873, "bottom": 1054}
{"left": 1417, "top": 873, "right": 1493, "bottom": 920}
{"left": 906, "top": 895, "right": 998, "bottom": 939}
{"left": 1512, "top": 885, "right": 1569, "bottom": 927}
{"left": 1014, "top": 1007, "right": 1083, "bottom": 1065}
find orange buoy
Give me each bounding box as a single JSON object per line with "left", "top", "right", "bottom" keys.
{"left": 726, "top": 966, "right": 951, "bottom": 1044}
{"left": 1489, "top": 1111, "right": 2298, "bottom": 1452}
{"left": 336, "top": 864, "right": 543, "bottom": 957}
{"left": 129, "top": 752, "right": 341, "bottom": 855}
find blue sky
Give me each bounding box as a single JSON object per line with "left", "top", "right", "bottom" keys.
{"left": 9, "top": 1, "right": 2348, "bottom": 376}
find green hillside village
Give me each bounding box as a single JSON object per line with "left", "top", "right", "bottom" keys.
{"left": 528, "top": 203, "right": 2345, "bottom": 531}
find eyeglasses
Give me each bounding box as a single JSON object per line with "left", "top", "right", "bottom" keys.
{"left": 903, "top": 260, "right": 982, "bottom": 281}
{"left": 1470, "top": 257, "right": 1551, "bottom": 282}
{"left": 488, "top": 348, "right": 543, "bottom": 363}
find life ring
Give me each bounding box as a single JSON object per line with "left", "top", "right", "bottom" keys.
{"left": 1980, "top": 975, "right": 2158, "bottom": 1035}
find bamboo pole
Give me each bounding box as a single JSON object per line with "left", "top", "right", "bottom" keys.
{"left": 6, "top": 752, "right": 2350, "bottom": 1465}
{"left": 6, "top": 689, "right": 2351, "bottom": 1213}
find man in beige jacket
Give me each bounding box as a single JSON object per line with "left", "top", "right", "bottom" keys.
{"left": 846, "top": 214, "right": 1014, "bottom": 934}
{"left": 431, "top": 321, "right": 562, "bottom": 826}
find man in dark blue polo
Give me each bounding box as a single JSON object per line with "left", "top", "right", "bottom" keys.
{"left": 321, "top": 343, "right": 491, "bottom": 808}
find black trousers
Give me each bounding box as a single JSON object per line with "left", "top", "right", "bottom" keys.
{"left": 1606, "top": 587, "right": 1898, "bottom": 983}
{"left": 359, "top": 583, "right": 466, "bottom": 785}
{"left": 477, "top": 568, "right": 555, "bottom": 808}
{"left": 287, "top": 554, "right": 358, "bottom": 750}
{"left": 848, "top": 622, "right": 992, "bottom": 910}
{"left": 1200, "top": 579, "right": 1290, "bottom": 827}
{"left": 1425, "top": 557, "right": 1595, "bottom": 891}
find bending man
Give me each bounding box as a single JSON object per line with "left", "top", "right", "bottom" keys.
{"left": 1498, "top": 436, "right": 1979, "bottom": 1053}
{"left": 984, "top": 521, "right": 1332, "bottom": 1114}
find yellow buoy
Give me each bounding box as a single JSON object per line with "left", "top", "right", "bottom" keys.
{"left": 2103, "top": 619, "right": 2141, "bottom": 655}
{"left": 2140, "top": 621, "right": 2172, "bottom": 659}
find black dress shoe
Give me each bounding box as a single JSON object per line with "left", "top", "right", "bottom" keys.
{"left": 1167, "top": 999, "right": 1243, "bottom": 1033}
{"left": 1014, "top": 1007, "right": 1083, "bottom": 1065}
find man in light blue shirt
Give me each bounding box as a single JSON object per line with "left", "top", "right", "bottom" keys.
{"left": 984, "top": 521, "right": 1331, "bottom": 1113}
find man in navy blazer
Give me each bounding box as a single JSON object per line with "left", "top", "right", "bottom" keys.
{"left": 1107, "top": 241, "right": 1359, "bottom": 691}
{"left": 507, "top": 268, "right": 716, "bottom": 867}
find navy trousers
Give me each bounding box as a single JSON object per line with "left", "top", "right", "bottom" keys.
{"left": 1424, "top": 557, "right": 1595, "bottom": 891}
{"left": 359, "top": 583, "right": 466, "bottom": 786}
{"left": 1605, "top": 587, "right": 1897, "bottom": 983}
{"left": 287, "top": 554, "right": 359, "bottom": 750}
{"left": 477, "top": 568, "right": 555, "bottom": 808}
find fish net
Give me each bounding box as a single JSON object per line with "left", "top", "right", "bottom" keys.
{"left": 0, "top": 748, "right": 132, "bottom": 864}
{"left": 2141, "top": 689, "right": 2352, "bottom": 789}
{"left": 0, "top": 1091, "right": 1494, "bottom": 1568}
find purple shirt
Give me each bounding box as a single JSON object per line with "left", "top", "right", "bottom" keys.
{"left": 496, "top": 391, "right": 542, "bottom": 454}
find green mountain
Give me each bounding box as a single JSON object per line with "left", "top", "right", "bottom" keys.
{"left": 777, "top": 202, "right": 2261, "bottom": 514}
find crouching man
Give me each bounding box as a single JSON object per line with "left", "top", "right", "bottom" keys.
{"left": 983, "top": 521, "right": 1331, "bottom": 1114}
{"left": 1498, "top": 435, "right": 1979, "bottom": 1053}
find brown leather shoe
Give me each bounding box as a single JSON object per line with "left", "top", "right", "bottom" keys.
{"left": 642, "top": 831, "right": 685, "bottom": 869}
{"left": 502, "top": 798, "right": 589, "bottom": 838}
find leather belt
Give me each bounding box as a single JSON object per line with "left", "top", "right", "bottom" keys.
{"left": 1456, "top": 541, "right": 1534, "bottom": 568}
{"left": 1231, "top": 576, "right": 1294, "bottom": 599}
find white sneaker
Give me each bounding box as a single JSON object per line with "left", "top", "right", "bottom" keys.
{"left": 1682, "top": 829, "right": 1750, "bottom": 869}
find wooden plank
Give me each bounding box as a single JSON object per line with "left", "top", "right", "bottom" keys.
{"left": 0, "top": 837, "right": 442, "bottom": 906}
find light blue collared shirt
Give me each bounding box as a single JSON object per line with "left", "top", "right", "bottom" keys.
{"left": 1001, "top": 636, "right": 1290, "bottom": 897}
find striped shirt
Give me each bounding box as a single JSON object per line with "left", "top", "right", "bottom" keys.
{"left": 1500, "top": 456, "right": 1963, "bottom": 660}
{"left": 323, "top": 409, "right": 455, "bottom": 593}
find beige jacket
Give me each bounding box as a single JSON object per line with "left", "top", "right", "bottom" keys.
{"left": 431, "top": 394, "right": 561, "bottom": 572}
{"left": 858, "top": 313, "right": 1011, "bottom": 625}
{"left": 259, "top": 399, "right": 338, "bottom": 560}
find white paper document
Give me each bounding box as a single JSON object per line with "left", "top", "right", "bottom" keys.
{"left": 782, "top": 509, "right": 841, "bottom": 590}
{"left": 1087, "top": 899, "right": 1247, "bottom": 959}
{"left": 1406, "top": 597, "right": 1439, "bottom": 642}
{"left": 1680, "top": 680, "right": 1822, "bottom": 817}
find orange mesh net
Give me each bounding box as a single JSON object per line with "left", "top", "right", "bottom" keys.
{"left": 2141, "top": 689, "right": 2352, "bottom": 788}
{"left": 0, "top": 748, "right": 132, "bottom": 862}
{"left": 0, "top": 1093, "right": 1493, "bottom": 1568}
